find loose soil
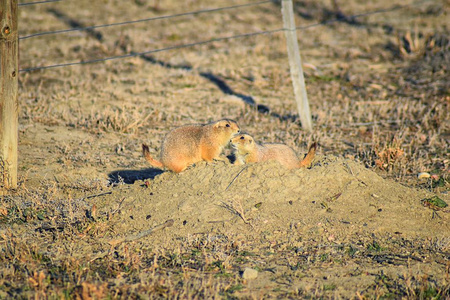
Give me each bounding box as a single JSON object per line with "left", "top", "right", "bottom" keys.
{"left": 1, "top": 0, "right": 449, "bottom": 298}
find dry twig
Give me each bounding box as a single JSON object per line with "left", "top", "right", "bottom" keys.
{"left": 108, "top": 219, "right": 174, "bottom": 246}
{"left": 225, "top": 166, "right": 248, "bottom": 191}
{"left": 221, "top": 200, "right": 252, "bottom": 227}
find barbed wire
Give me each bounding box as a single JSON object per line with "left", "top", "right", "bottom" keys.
{"left": 19, "top": 1, "right": 272, "bottom": 40}
{"left": 19, "top": 0, "right": 64, "bottom": 7}
{"left": 19, "top": 28, "right": 286, "bottom": 73}
{"left": 19, "top": 0, "right": 432, "bottom": 73}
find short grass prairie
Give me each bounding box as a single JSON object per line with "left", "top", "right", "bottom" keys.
{"left": 1, "top": 0, "right": 449, "bottom": 298}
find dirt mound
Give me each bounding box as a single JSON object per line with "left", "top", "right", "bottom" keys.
{"left": 102, "top": 156, "right": 449, "bottom": 246}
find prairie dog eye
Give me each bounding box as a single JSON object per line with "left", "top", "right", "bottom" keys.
{"left": 226, "top": 123, "right": 230, "bottom": 127}
{"left": 240, "top": 136, "right": 245, "bottom": 140}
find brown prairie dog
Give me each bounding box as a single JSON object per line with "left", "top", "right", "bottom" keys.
{"left": 231, "top": 133, "right": 316, "bottom": 169}
{"left": 142, "top": 119, "right": 240, "bottom": 173}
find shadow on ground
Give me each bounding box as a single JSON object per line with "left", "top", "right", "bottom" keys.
{"left": 108, "top": 168, "right": 164, "bottom": 184}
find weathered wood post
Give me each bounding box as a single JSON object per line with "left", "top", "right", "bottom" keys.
{"left": 0, "top": 0, "right": 18, "bottom": 190}
{"left": 281, "top": 0, "right": 313, "bottom": 132}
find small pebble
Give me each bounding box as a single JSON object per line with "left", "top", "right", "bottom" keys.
{"left": 418, "top": 172, "right": 431, "bottom": 179}
{"left": 242, "top": 268, "right": 258, "bottom": 279}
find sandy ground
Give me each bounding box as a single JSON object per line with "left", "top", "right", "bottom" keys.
{"left": 1, "top": 0, "right": 449, "bottom": 298}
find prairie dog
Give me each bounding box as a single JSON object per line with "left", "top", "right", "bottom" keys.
{"left": 231, "top": 133, "right": 316, "bottom": 169}
{"left": 142, "top": 119, "right": 240, "bottom": 173}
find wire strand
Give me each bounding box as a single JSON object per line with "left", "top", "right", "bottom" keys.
{"left": 19, "top": 28, "right": 285, "bottom": 73}
{"left": 19, "top": 1, "right": 272, "bottom": 40}
{"left": 19, "top": 0, "right": 432, "bottom": 73}
{"left": 19, "top": 0, "right": 64, "bottom": 6}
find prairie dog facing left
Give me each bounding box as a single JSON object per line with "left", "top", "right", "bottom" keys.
{"left": 231, "top": 133, "right": 316, "bottom": 169}
{"left": 142, "top": 119, "right": 240, "bottom": 173}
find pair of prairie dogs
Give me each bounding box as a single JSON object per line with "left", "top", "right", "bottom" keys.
{"left": 142, "top": 119, "right": 316, "bottom": 173}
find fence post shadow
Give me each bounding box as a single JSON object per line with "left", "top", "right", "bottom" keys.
{"left": 108, "top": 168, "right": 164, "bottom": 185}
{"left": 138, "top": 53, "right": 299, "bottom": 122}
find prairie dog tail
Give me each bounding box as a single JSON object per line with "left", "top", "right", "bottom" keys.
{"left": 142, "top": 144, "right": 164, "bottom": 169}
{"left": 298, "top": 142, "right": 317, "bottom": 168}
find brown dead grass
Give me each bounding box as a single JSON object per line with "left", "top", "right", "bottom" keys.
{"left": 1, "top": 0, "right": 449, "bottom": 298}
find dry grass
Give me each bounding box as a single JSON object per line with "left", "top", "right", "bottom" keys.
{"left": 2, "top": 214, "right": 450, "bottom": 298}
{"left": 221, "top": 199, "right": 253, "bottom": 226}
{"left": 1, "top": 0, "right": 449, "bottom": 298}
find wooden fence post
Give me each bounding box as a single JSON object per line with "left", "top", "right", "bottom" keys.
{"left": 0, "top": 0, "right": 18, "bottom": 191}
{"left": 281, "top": 0, "right": 313, "bottom": 132}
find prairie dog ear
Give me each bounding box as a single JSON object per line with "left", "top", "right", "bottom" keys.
{"left": 213, "top": 120, "right": 225, "bottom": 128}
{"left": 215, "top": 120, "right": 234, "bottom": 129}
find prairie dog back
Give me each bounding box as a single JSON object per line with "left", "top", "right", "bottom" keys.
{"left": 143, "top": 119, "right": 240, "bottom": 173}
{"left": 160, "top": 125, "right": 204, "bottom": 166}
{"left": 259, "top": 144, "right": 299, "bottom": 167}
{"left": 231, "top": 133, "right": 316, "bottom": 169}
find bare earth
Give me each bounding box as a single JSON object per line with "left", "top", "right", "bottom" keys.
{"left": 1, "top": 0, "right": 449, "bottom": 298}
